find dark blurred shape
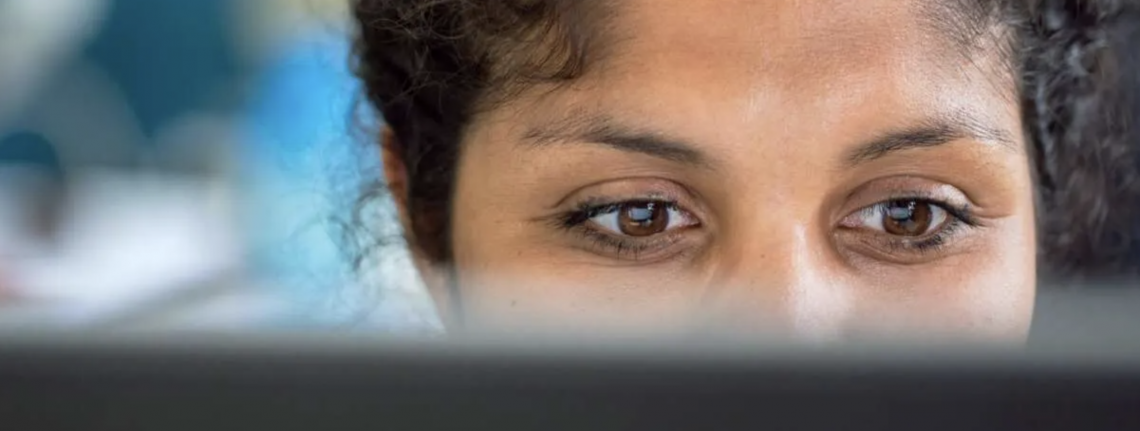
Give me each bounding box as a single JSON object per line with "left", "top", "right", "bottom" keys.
{"left": 0, "top": 131, "right": 64, "bottom": 179}
{"left": 0, "top": 333, "right": 1138, "bottom": 431}
{"left": 83, "top": 0, "right": 241, "bottom": 140}
{"left": 0, "top": 131, "right": 66, "bottom": 243}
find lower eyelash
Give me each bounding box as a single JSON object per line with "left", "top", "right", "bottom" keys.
{"left": 894, "top": 217, "right": 967, "bottom": 253}
{"left": 551, "top": 202, "right": 685, "bottom": 259}
{"left": 864, "top": 195, "right": 977, "bottom": 255}
{"left": 578, "top": 228, "right": 653, "bottom": 258}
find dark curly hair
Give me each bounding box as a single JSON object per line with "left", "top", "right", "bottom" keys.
{"left": 351, "top": 0, "right": 1140, "bottom": 282}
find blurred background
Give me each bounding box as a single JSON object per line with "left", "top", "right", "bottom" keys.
{"left": 0, "top": 0, "right": 438, "bottom": 333}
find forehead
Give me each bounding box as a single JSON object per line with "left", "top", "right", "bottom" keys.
{"left": 596, "top": 0, "right": 996, "bottom": 93}
{"left": 607, "top": 0, "right": 981, "bottom": 62}
{"left": 617, "top": 0, "right": 937, "bottom": 54}
{"left": 490, "top": 0, "right": 1016, "bottom": 145}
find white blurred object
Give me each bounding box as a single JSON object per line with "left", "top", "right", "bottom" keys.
{"left": 0, "top": 0, "right": 110, "bottom": 124}
{"left": 0, "top": 168, "right": 253, "bottom": 328}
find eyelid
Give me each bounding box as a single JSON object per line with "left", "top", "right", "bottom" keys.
{"left": 839, "top": 197, "right": 980, "bottom": 232}
{"left": 551, "top": 183, "right": 707, "bottom": 226}
{"left": 841, "top": 201, "right": 948, "bottom": 232}
{"left": 545, "top": 176, "right": 706, "bottom": 212}
{"left": 587, "top": 202, "right": 699, "bottom": 235}
{"left": 550, "top": 196, "right": 705, "bottom": 262}
{"left": 838, "top": 179, "right": 978, "bottom": 225}
{"left": 834, "top": 197, "right": 981, "bottom": 265}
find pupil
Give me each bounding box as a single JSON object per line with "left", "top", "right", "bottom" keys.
{"left": 617, "top": 202, "right": 669, "bottom": 237}
{"left": 882, "top": 200, "right": 932, "bottom": 236}
{"left": 628, "top": 204, "right": 656, "bottom": 224}
{"left": 888, "top": 204, "right": 914, "bottom": 221}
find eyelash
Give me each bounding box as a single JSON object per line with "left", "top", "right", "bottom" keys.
{"left": 554, "top": 199, "right": 688, "bottom": 259}
{"left": 862, "top": 197, "right": 980, "bottom": 254}
{"left": 552, "top": 195, "right": 980, "bottom": 260}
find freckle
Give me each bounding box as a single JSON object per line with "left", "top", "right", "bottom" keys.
{"left": 511, "top": 300, "right": 517, "bottom": 307}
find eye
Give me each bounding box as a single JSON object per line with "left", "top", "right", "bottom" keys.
{"left": 843, "top": 199, "right": 950, "bottom": 237}
{"left": 589, "top": 201, "right": 698, "bottom": 237}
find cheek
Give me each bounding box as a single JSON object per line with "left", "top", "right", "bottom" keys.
{"left": 448, "top": 268, "right": 703, "bottom": 332}
{"left": 852, "top": 216, "right": 1037, "bottom": 340}
{"left": 452, "top": 213, "right": 701, "bottom": 330}
{"left": 449, "top": 162, "right": 698, "bottom": 330}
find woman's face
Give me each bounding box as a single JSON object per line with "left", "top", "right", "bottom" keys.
{"left": 424, "top": 0, "right": 1037, "bottom": 340}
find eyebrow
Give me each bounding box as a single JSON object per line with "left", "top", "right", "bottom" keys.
{"left": 843, "top": 113, "right": 1019, "bottom": 166}
{"left": 521, "top": 115, "right": 712, "bottom": 168}
{"left": 521, "top": 112, "right": 1018, "bottom": 169}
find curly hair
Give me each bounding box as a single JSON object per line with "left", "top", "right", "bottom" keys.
{"left": 1023, "top": 0, "right": 1140, "bottom": 279}
{"left": 351, "top": 0, "right": 1140, "bottom": 281}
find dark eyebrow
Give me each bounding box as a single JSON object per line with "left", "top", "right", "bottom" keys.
{"left": 844, "top": 114, "right": 1019, "bottom": 167}
{"left": 521, "top": 115, "right": 712, "bottom": 168}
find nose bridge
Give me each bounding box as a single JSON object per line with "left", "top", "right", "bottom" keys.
{"left": 718, "top": 220, "right": 818, "bottom": 301}
{"left": 708, "top": 206, "right": 852, "bottom": 339}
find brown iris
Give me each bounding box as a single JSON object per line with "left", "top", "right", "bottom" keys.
{"left": 883, "top": 200, "right": 933, "bottom": 236}
{"left": 618, "top": 202, "right": 669, "bottom": 237}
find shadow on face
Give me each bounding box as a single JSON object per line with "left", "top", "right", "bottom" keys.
{"left": 424, "top": 0, "right": 1037, "bottom": 341}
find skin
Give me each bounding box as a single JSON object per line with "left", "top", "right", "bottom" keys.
{"left": 386, "top": 0, "right": 1037, "bottom": 341}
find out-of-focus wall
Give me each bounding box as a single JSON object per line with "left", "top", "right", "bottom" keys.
{"left": 0, "top": 0, "right": 435, "bottom": 332}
